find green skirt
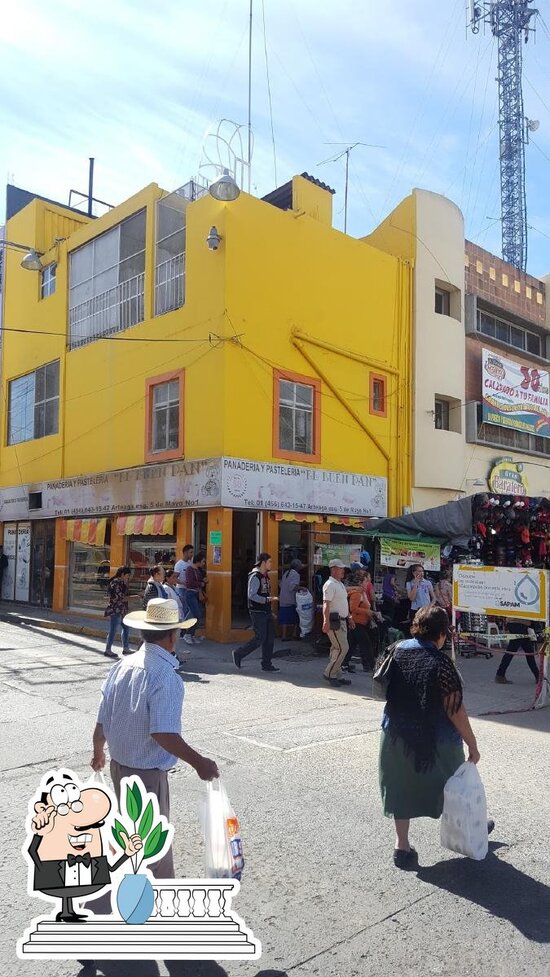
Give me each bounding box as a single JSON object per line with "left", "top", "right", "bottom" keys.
{"left": 379, "top": 728, "right": 464, "bottom": 820}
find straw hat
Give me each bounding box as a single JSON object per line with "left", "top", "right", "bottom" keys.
{"left": 123, "top": 598, "right": 196, "bottom": 631}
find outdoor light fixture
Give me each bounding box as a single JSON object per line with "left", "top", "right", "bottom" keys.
{"left": 20, "top": 249, "right": 44, "bottom": 271}
{"left": 208, "top": 168, "right": 240, "bottom": 202}
{"left": 0, "top": 239, "right": 44, "bottom": 271}
{"left": 207, "top": 226, "right": 222, "bottom": 251}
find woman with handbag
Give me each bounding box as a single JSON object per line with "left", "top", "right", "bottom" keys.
{"left": 378, "top": 604, "right": 484, "bottom": 869}
{"left": 103, "top": 566, "right": 133, "bottom": 659}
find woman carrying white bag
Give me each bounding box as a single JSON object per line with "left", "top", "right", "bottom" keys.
{"left": 378, "top": 605, "right": 494, "bottom": 870}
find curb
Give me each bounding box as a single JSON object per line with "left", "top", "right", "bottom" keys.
{"left": 0, "top": 613, "right": 140, "bottom": 646}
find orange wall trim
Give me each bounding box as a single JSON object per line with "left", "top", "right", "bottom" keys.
{"left": 272, "top": 367, "right": 321, "bottom": 464}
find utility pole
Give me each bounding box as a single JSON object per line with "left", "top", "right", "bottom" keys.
{"left": 469, "top": 1, "right": 538, "bottom": 271}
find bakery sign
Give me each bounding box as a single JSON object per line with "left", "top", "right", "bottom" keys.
{"left": 488, "top": 457, "right": 528, "bottom": 497}
{"left": 482, "top": 348, "right": 550, "bottom": 438}
{"left": 0, "top": 457, "right": 387, "bottom": 521}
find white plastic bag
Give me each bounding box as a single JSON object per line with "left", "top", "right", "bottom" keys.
{"left": 440, "top": 761, "right": 488, "bottom": 860}
{"left": 201, "top": 780, "right": 244, "bottom": 880}
{"left": 296, "top": 589, "right": 314, "bottom": 637}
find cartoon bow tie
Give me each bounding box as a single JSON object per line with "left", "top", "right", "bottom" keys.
{"left": 67, "top": 853, "right": 91, "bottom": 867}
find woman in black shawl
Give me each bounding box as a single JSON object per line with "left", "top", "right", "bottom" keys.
{"left": 379, "top": 605, "right": 481, "bottom": 869}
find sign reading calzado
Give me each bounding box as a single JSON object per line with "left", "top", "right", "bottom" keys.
{"left": 482, "top": 347, "right": 550, "bottom": 438}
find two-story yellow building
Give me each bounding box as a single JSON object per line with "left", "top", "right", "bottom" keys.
{"left": 0, "top": 172, "right": 412, "bottom": 641}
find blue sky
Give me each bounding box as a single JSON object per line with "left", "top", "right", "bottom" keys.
{"left": 1, "top": 0, "right": 550, "bottom": 275}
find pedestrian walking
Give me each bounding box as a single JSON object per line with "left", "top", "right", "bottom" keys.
{"left": 183, "top": 551, "right": 207, "bottom": 645}
{"left": 278, "top": 560, "right": 303, "bottom": 641}
{"left": 434, "top": 569, "right": 452, "bottom": 614}
{"left": 103, "top": 566, "right": 135, "bottom": 660}
{"left": 381, "top": 568, "right": 399, "bottom": 624}
{"left": 232, "top": 553, "right": 279, "bottom": 672}
{"left": 322, "top": 559, "right": 355, "bottom": 686}
{"left": 405, "top": 564, "right": 435, "bottom": 630}
{"left": 91, "top": 597, "right": 219, "bottom": 884}
{"left": 495, "top": 619, "right": 540, "bottom": 685}
{"left": 174, "top": 544, "right": 194, "bottom": 615}
{"left": 143, "top": 565, "right": 168, "bottom": 607}
{"left": 0, "top": 544, "right": 8, "bottom": 596}
{"left": 163, "top": 569, "right": 185, "bottom": 618}
{"left": 345, "top": 571, "right": 374, "bottom": 672}
{"left": 378, "top": 605, "right": 490, "bottom": 870}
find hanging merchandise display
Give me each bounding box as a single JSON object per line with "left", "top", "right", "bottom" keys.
{"left": 470, "top": 493, "right": 550, "bottom": 570}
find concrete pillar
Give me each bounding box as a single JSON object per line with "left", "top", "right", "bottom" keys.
{"left": 205, "top": 507, "right": 233, "bottom": 642}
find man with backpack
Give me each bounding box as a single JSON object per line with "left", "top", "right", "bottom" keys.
{"left": 232, "top": 553, "right": 279, "bottom": 672}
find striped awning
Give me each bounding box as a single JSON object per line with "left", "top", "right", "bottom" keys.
{"left": 273, "top": 513, "right": 321, "bottom": 523}
{"left": 61, "top": 518, "right": 107, "bottom": 546}
{"left": 327, "top": 516, "right": 366, "bottom": 528}
{"left": 116, "top": 513, "right": 175, "bottom": 536}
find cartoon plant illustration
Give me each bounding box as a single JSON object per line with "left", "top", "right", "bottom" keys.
{"left": 111, "top": 778, "right": 171, "bottom": 925}
{"left": 112, "top": 780, "right": 169, "bottom": 874}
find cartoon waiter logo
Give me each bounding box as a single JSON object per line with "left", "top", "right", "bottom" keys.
{"left": 27, "top": 770, "right": 142, "bottom": 922}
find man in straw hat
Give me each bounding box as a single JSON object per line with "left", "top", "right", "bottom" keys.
{"left": 91, "top": 598, "right": 219, "bottom": 879}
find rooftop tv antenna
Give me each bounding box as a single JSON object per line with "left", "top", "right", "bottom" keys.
{"left": 318, "top": 142, "right": 385, "bottom": 233}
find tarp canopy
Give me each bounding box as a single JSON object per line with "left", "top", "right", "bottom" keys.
{"left": 364, "top": 495, "right": 473, "bottom": 548}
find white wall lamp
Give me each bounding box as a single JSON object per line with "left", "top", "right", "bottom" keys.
{"left": 206, "top": 226, "right": 222, "bottom": 251}
{"left": 0, "top": 239, "right": 44, "bottom": 271}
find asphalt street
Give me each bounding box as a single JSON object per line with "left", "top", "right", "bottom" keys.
{"left": 1, "top": 619, "right": 549, "bottom": 977}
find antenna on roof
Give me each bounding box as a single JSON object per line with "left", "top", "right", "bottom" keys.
{"left": 318, "top": 142, "right": 385, "bottom": 234}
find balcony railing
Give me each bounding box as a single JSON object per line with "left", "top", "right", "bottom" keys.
{"left": 155, "top": 252, "right": 185, "bottom": 316}
{"left": 69, "top": 272, "right": 145, "bottom": 349}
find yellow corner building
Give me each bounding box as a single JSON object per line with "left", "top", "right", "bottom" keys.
{"left": 0, "top": 173, "right": 412, "bottom": 640}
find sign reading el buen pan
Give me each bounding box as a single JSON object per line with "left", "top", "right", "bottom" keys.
{"left": 453, "top": 565, "right": 548, "bottom": 622}
{"left": 0, "top": 458, "right": 387, "bottom": 522}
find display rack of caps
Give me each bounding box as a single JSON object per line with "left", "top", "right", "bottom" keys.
{"left": 469, "top": 495, "right": 550, "bottom": 569}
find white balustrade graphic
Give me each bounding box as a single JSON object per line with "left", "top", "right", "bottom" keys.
{"left": 19, "top": 880, "right": 260, "bottom": 960}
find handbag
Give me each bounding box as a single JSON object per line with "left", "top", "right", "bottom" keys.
{"left": 329, "top": 611, "right": 342, "bottom": 631}
{"left": 372, "top": 641, "right": 400, "bottom": 699}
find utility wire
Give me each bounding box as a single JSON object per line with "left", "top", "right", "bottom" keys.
{"left": 261, "top": 0, "right": 278, "bottom": 187}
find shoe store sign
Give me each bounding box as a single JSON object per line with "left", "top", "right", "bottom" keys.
{"left": 453, "top": 565, "right": 548, "bottom": 621}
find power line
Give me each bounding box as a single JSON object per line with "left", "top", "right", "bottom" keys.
{"left": 261, "top": 0, "right": 277, "bottom": 188}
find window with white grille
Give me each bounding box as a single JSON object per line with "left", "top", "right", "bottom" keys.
{"left": 69, "top": 210, "right": 146, "bottom": 348}
{"left": 278, "top": 380, "right": 314, "bottom": 454}
{"left": 152, "top": 380, "right": 180, "bottom": 453}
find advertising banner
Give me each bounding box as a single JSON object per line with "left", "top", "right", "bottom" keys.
{"left": 15, "top": 522, "right": 31, "bottom": 602}
{"left": 1, "top": 523, "right": 17, "bottom": 600}
{"left": 482, "top": 348, "right": 550, "bottom": 438}
{"left": 453, "top": 565, "right": 548, "bottom": 622}
{"left": 379, "top": 536, "right": 441, "bottom": 571}
{"left": 314, "top": 543, "right": 362, "bottom": 567}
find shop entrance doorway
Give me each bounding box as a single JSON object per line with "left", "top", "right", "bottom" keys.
{"left": 231, "top": 511, "right": 260, "bottom": 628}
{"left": 30, "top": 520, "right": 55, "bottom": 607}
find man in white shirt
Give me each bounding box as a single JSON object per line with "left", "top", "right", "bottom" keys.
{"left": 322, "top": 560, "right": 355, "bottom": 686}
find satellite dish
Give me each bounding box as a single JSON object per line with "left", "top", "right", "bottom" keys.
{"left": 527, "top": 119, "right": 540, "bottom": 132}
